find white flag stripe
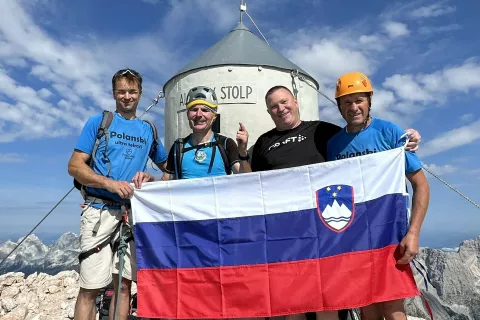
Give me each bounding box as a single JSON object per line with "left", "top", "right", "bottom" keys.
{"left": 132, "top": 147, "right": 407, "bottom": 224}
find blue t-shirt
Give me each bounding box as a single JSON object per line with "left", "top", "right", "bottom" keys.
{"left": 75, "top": 112, "right": 168, "bottom": 201}
{"left": 180, "top": 136, "right": 230, "bottom": 179}
{"left": 327, "top": 118, "right": 422, "bottom": 174}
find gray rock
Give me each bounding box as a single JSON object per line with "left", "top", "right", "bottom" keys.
{"left": 406, "top": 236, "right": 480, "bottom": 320}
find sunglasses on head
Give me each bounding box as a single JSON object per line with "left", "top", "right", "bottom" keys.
{"left": 114, "top": 69, "right": 139, "bottom": 78}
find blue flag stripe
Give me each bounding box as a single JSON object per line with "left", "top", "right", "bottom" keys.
{"left": 135, "top": 193, "right": 407, "bottom": 270}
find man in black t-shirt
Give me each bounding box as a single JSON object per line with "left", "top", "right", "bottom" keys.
{"left": 252, "top": 85, "right": 420, "bottom": 171}
{"left": 250, "top": 85, "right": 421, "bottom": 320}
{"left": 251, "top": 119, "right": 341, "bottom": 171}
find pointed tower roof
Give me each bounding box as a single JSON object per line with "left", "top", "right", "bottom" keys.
{"left": 164, "top": 22, "right": 318, "bottom": 90}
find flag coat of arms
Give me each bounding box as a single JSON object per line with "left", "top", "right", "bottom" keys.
{"left": 131, "top": 147, "right": 420, "bottom": 319}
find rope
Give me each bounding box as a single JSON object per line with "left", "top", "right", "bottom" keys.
{"left": 243, "top": 10, "right": 269, "bottom": 46}
{"left": 290, "top": 70, "right": 338, "bottom": 106}
{"left": 422, "top": 165, "right": 480, "bottom": 209}
{"left": 291, "top": 69, "right": 480, "bottom": 211}
{"left": 0, "top": 186, "right": 76, "bottom": 268}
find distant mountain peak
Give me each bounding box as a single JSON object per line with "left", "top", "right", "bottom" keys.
{"left": 0, "top": 232, "right": 80, "bottom": 276}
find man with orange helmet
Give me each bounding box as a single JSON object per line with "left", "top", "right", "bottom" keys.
{"left": 328, "top": 72, "right": 431, "bottom": 320}
{"left": 250, "top": 84, "right": 423, "bottom": 320}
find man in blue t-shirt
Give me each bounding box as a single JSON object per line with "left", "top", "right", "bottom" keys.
{"left": 67, "top": 68, "right": 168, "bottom": 320}
{"left": 327, "top": 72, "right": 430, "bottom": 320}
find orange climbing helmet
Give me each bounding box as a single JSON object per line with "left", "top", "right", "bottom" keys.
{"left": 335, "top": 72, "right": 373, "bottom": 99}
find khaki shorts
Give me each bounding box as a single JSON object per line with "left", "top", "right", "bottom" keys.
{"left": 79, "top": 205, "right": 136, "bottom": 290}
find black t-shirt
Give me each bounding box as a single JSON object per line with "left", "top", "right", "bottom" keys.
{"left": 252, "top": 121, "right": 349, "bottom": 319}
{"left": 251, "top": 121, "right": 341, "bottom": 171}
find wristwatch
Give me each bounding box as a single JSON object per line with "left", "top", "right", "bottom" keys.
{"left": 238, "top": 153, "right": 250, "bottom": 161}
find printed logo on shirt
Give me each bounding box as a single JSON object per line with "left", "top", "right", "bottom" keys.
{"left": 123, "top": 148, "right": 135, "bottom": 160}
{"left": 112, "top": 131, "right": 146, "bottom": 149}
{"left": 268, "top": 134, "right": 307, "bottom": 151}
{"left": 111, "top": 131, "right": 147, "bottom": 144}
{"left": 335, "top": 148, "right": 377, "bottom": 160}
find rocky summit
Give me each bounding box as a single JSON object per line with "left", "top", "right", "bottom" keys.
{"left": 0, "top": 234, "right": 479, "bottom": 319}
{"left": 0, "top": 271, "right": 78, "bottom": 320}
{"left": 406, "top": 237, "right": 480, "bottom": 319}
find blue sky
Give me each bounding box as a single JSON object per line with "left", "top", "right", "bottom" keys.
{"left": 0, "top": 0, "right": 479, "bottom": 248}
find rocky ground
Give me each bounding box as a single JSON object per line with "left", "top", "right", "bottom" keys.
{"left": 1, "top": 235, "right": 479, "bottom": 319}
{"left": 0, "top": 271, "right": 78, "bottom": 320}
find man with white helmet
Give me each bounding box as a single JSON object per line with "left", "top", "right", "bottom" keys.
{"left": 133, "top": 85, "right": 251, "bottom": 184}
{"left": 327, "top": 72, "right": 430, "bottom": 320}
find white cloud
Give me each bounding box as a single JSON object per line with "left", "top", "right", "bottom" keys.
{"left": 460, "top": 113, "right": 475, "bottom": 122}
{"left": 162, "top": 0, "right": 238, "bottom": 35}
{"left": 3, "top": 57, "right": 28, "bottom": 68}
{"left": 418, "top": 24, "right": 461, "bottom": 35}
{"left": 383, "top": 74, "right": 434, "bottom": 102}
{"left": 436, "top": 59, "right": 480, "bottom": 92}
{"left": 369, "top": 89, "right": 418, "bottom": 127}
{"left": 0, "top": 153, "right": 26, "bottom": 163}
{"left": 411, "top": 3, "right": 456, "bottom": 18}
{"left": 359, "top": 34, "right": 386, "bottom": 52}
{"left": 37, "top": 88, "right": 53, "bottom": 99}
{"left": 382, "top": 59, "right": 480, "bottom": 105}
{"left": 0, "top": 0, "right": 178, "bottom": 143}
{"left": 0, "top": 69, "right": 51, "bottom": 111}
{"left": 423, "top": 163, "right": 458, "bottom": 175}
{"left": 383, "top": 21, "right": 410, "bottom": 38}
{"left": 286, "top": 39, "right": 372, "bottom": 87}
{"left": 419, "top": 120, "right": 480, "bottom": 157}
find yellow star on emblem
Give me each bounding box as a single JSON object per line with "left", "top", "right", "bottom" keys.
{"left": 332, "top": 192, "right": 337, "bottom": 197}
{"left": 326, "top": 187, "right": 331, "bottom": 191}
{"left": 337, "top": 186, "right": 342, "bottom": 190}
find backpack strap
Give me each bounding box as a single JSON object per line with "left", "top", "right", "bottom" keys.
{"left": 143, "top": 119, "right": 159, "bottom": 158}
{"left": 75, "top": 110, "right": 114, "bottom": 194}
{"left": 172, "top": 134, "right": 232, "bottom": 179}
{"left": 173, "top": 135, "right": 190, "bottom": 180}
{"left": 214, "top": 133, "right": 232, "bottom": 175}
{"left": 89, "top": 110, "right": 114, "bottom": 167}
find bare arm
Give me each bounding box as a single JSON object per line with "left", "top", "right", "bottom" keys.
{"left": 232, "top": 122, "right": 252, "bottom": 174}
{"left": 68, "top": 150, "right": 110, "bottom": 188}
{"left": 232, "top": 159, "right": 252, "bottom": 174}
{"left": 160, "top": 172, "right": 175, "bottom": 181}
{"left": 397, "top": 169, "right": 430, "bottom": 264}
{"left": 407, "top": 169, "right": 430, "bottom": 236}
{"left": 155, "top": 161, "right": 167, "bottom": 172}
{"left": 68, "top": 150, "right": 134, "bottom": 199}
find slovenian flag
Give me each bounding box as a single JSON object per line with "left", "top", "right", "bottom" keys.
{"left": 131, "top": 147, "right": 420, "bottom": 319}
